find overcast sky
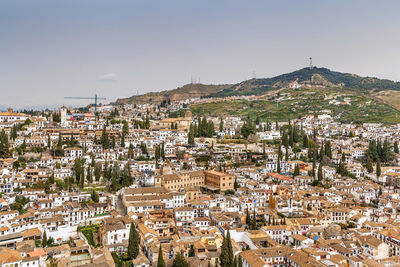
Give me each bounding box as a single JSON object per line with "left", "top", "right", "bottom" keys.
{"left": 1, "top": 0, "right": 400, "bottom": 109}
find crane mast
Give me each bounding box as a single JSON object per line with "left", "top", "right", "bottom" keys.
{"left": 64, "top": 94, "right": 106, "bottom": 121}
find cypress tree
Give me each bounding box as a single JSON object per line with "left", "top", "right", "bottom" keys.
{"left": 42, "top": 231, "right": 48, "bottom": 247}
{"left": 294, "top": 164, "right": 300, "bottom": 176}
{"left": 302, "top": 132, "right": 308, "bottom": 148}
{"left": 226, "top": 230, "right": 233, "bottom": 266}
{"left": 121, "top": 133, "right": 125, "bottom": 148}
{"left": 368, "top": 140, "right": 378, "bottom": 162}
{"left": 188, "top": 123, "right": 195, "bottom": 145}
{"left": 122, "top": 120, "right": 129, "bottom": 135}
{"left": 10, "top": 125, "right": 17, "bottom": 140}
{"left": 161, "top": 142, "right": 165, "bottom": 159}
{"left": 282, "top": 130, "right": 288, "bottom": 147}
{"left": 49, "top": 172, "right": 55, "bottom": 184}
{"left": 251, "top": 210, "right": 257, "bottom": 230}
{"left": 262, "top": 143, "right": 266, "bottom": 159}
{"left": 220, "top": 231, "right": 234, "bottom": 267}
{"left": 285, "top": 145, "right": 289, "bottom": 161}
{"left": 366, "top": 155, "right": 373, "bottom": 173}
{"left": 111, "top": 135, "right": 116, "bottom": 149}
{"left": 395, "top": 141, "right": 399, "bottom": 154}
{"left": 157, "top": 245, "right": 165, "bottom": 267}
{"left": 289, "top": 126, "right": 294, "bottom": 147}
{"left": 319, "top": 143, "right": 324, "bottom": 162}
{"left": 277, "top": 157, "right": 281, "bottom": 174}
{"left": 318, "top": 164, "right": 323, "bottom": 182}
{"left": 376, "top": 161, "right": 381, "bottom": 177}
{"left": 0, "top": 130, "right": 10, "bottom": 158}
{"left": 101, "top": 127, "right": 109, "bottom": 149}
{"left": 127, "top": 223, "right": 139, "bottom": 259}
{"left": 238, "top": 255, "right": 243, "bottom": 267}
{"left": 47, "top": 134, "right": 51, "bottom": 148}
{"left": 312, "top": 148, "right": 316, "bottom": 178}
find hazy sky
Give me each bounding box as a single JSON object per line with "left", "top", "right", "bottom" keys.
{"left": 1, "top": 0, "right": 400, "bottom": 109}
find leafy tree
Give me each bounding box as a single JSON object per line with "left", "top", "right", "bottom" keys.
{"left": 11, "top": 195, "right": 28, "bottom": 213}
{"left": 140, "top": 142, "right": 148, "bottom": 155}
{"left": 127, "top": 223, "right": 139, "bottom": 259}
{"left": 47, "top": 237, "right": 54, "bottom": 247}
{"left": 91, "top": 190, "right": 99, "bottom": 203}
{"left": 249, "top": 209, "right": 258, "bottom": 230}
{"left": 49, "top": 172, "right": 55, "bottom": 184}
{"left": 241, "top": 116, "right": 256, "bottom": 138}
{"left": 172, "top": 252, "right": 189, "bottom": 267}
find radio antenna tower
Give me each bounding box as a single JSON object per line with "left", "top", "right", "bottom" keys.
{"left": 309, "top": 57, "right": 313, "bottom": 70}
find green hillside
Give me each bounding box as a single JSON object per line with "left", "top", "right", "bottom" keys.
{"left": 207, "top": 67, "right": 400, "bottom": 98}
{"left": 192, "top": 88, "right": 400, "bottom": 124}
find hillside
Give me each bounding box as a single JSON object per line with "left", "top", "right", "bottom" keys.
{"left": 191, "top": 87, "right": 400, "bottom": 124}
{"left": 116, "top": 83, "right": 230, "bottom": 105}
{"left": 116, "top": 67, "right": 400, "bottom": 109}
{"left": 207, "top": 67, "right": 400, "bottom": 98}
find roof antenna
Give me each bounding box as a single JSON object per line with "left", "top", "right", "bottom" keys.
{"left": 309, "top": 57, "right": 313, "bottom": 70}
